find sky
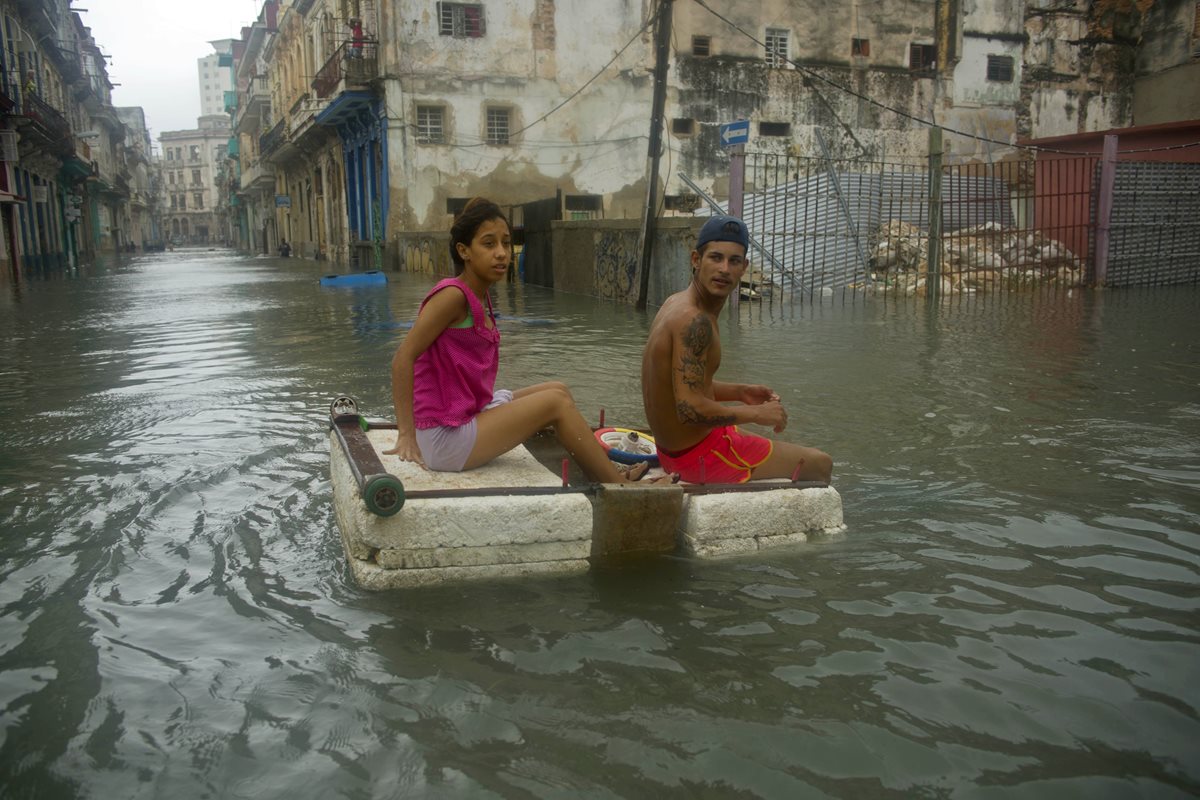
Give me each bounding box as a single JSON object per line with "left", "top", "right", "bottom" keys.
{"left": 81, "top": 0, "right": 266, "bottom": 145}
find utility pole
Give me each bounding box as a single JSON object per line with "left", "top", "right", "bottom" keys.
{"left": 635, "top": 0, "right": 673, "bottom": 311}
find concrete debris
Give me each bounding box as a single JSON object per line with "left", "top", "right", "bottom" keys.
{"left": 866, "top": 220, "right": 1085, "bottom": 294}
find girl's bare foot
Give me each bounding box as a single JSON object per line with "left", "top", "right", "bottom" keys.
{"left": 616, "top": 461, "right": 679, "bottom": 485}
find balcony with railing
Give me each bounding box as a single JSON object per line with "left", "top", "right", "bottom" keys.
{"left": 312, "top": 40, "right": 378, "bottom": 99}
{"left": 238, "top": 158, "right": 275, "bottom": 196}
{"left": 236, "top": 76, "right": 271, "bottom": 134}
{"left": 17, "top": 92, "right": 74, "bottom": 157}
{"left": 259, "top": 118, "right": 286, "bottom": 160}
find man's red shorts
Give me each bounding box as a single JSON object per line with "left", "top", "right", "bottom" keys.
{"left": 656, "top": 425, "right": 773, "bottom": 484}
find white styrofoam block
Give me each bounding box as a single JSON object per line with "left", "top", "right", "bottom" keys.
{"left": 330, "top": 430, "right": 593, "bottom": 554}
{"left": 375, "top": 539, "right": 591, "bottom": 569}
{"left": 679, "top": 486, "right": 845, "bottom": 557}
{"left": 348, "top": 555, "right": 589, "bottom": 590}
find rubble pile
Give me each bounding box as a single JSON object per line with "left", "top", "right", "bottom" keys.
{"left": 867, "top": 220, "right": 1085, "bottom": 294}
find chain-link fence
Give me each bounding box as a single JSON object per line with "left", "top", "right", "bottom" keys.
{"left": 715, "top": 147, "right": 1197, "bottom": 313}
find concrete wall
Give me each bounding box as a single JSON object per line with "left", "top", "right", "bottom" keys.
{"left": 1134, "top": 61, "right": 1200, "bottom": 125}
{"left": 379, "top": 0, "right": 654, "bottom": 231}
{"left": 393, "top": 230, "right": 452, "bottom": 276}
{"left": 1132, "top": 0, "right": 1200, "bottom": 125}
{"left": 551, "top": 217, "right": 699, "bottom": 307}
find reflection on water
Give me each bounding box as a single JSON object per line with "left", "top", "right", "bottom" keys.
{"left": 1, "top": 251, "right": 1198, "bottom": 796}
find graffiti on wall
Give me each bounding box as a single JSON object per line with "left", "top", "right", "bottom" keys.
{"left": 594, "top": 230, "right": 639, "bottom": 303}
{"left": 398, "top": 235, "right": 442, "bottom": 274}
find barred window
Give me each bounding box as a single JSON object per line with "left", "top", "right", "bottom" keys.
{"left": 765, "top": 28, "right": 789, "bottom": 68}
{"left": 438, "top": 3, "right": 485, "bottom": 38}
{"left": 692, "top": 35, "right": 710, "bottom": 57}
{"left": 986, "top": 54, "right": 1014, "bottom": 82}
{"left": 416, "top": 105, "right": 445, "bottom": 143}
{"left": 564, "top": 195, "right": 602, "bottom": 220}
{"left": 486, "top": 106, "right": 510, "bottom": 145}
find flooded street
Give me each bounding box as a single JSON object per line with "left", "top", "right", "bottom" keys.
{"left": 1, "top": 249, "right": 1198, "bottom": 797}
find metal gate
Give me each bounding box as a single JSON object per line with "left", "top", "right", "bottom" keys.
{"left": 520, "top": 192, "right": 561, "bottom": 288}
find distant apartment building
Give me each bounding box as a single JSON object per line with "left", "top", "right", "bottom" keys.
{"left": 198, "top": 39, "right": 236, "bottom": 118}
{"left": 160, "top": 115, "right": 232, "bottom": 244}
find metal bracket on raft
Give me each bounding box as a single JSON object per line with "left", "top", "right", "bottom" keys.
{"left": 329, "top": 395, "right": 406, "bottom": 516}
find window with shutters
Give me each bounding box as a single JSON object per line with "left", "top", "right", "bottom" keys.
{"left": 986, "top": 55, "right": 1014, "bottom": 82}
{"left": 909, "top": 43, "right": 936, "bottom": 72}
{"left": 851, "top": 38, "right": 870, "bottom": 57}
{"left": 439, "top": 3, "right": 485, "bottom": 38}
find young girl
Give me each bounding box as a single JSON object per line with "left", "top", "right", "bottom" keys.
{"left": 386, "top": 198, "right": 670, "bottom": 484}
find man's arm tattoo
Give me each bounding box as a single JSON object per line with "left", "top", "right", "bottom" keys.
{"left": 676, "top": 400, "right": 736, "bottom": 426}
{"left": 677, "top": 315, "right": 713, "bottom": 392}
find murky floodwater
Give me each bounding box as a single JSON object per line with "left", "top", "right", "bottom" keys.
{"left": 1, "top": 250, "right": 1197, "bottom": 798}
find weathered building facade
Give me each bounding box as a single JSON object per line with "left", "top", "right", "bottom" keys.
{"left": 0, "top": 0, "right": 149, "bottom": 272}
{"left": 233, "top": 1, "right": 279, "bottom": 255}
{"left": 229, "top": 0, "right": 1197, "bottom": 266}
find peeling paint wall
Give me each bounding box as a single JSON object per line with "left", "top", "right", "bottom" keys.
{"left": 1019, "top": 0, "right": 1147, "bottom": 141}
{"left": 380, "top": 0, "right": 654, "bottom": 231}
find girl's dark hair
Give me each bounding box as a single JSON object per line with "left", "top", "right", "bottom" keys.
{"left": 450, "top": 197, "right": 510, "bottom": 274}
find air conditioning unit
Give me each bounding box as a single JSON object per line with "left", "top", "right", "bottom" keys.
{"left": 0, "top": 130, "right": 18, "bottom": 162}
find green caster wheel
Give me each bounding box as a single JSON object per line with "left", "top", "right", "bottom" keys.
{"left": 363, "top": 473, "right": 405, "bottom": 516}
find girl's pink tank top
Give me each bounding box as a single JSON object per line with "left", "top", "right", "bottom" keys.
{"left": 412, "top": 277, "right": 500, "bottom": 429}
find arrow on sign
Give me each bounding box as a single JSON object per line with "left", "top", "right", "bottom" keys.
{"left": 720, "top": 120, "right": 750, "bottom": 147}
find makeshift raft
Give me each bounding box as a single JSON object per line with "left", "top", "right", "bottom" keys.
{"left": 328, "top": 397, "right": 845, "bottom": 589}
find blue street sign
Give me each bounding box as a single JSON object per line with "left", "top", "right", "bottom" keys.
{"left": 720, "top": 119, "right": 750, "bottom": 147}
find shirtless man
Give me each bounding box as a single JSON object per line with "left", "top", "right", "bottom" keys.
{"left": 641, "top": 215, "right": 833, "bottom": 485}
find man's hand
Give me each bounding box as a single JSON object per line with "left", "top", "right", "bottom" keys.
{"left": 753, "top": 400, "right": 788, "bottom": 433}
{"left": 383, "top": 432, "right": 426, "bottom": 467}
{"left": 739, "top": 384, "right": 779, "bottom": 406}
